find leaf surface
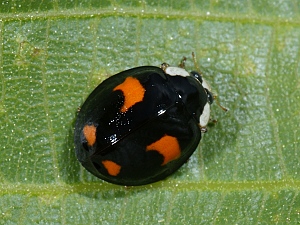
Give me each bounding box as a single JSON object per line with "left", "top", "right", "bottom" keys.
{"left": 1, "top": 1, "right": 300, "bottom": 224}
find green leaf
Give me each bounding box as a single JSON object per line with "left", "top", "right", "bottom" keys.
{"left": 1, "top": 0, "right": 300, "bottom": 224}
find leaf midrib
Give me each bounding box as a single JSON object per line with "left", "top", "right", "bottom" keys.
{"left": 1, "top": 180, "right": 298, "bottom": 195}
{"left": 0, "top": 8, "right": 299, "bottom": 27}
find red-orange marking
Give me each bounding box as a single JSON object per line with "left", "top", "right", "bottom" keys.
{"left": 83, "top": 124, "right": 97, "bottom": 146}
{"left": 102, "top": 160, "right": 121, "bottom": 176}
{"left": 146, "top": 135, "right": 181, "bottom": 165}
{"left": 113, "top": 76, "right": 145, "bottom": 113}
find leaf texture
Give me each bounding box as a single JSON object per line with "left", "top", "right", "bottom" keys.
{"left": 1, "top": 0, "right": 300, "bottom": 224}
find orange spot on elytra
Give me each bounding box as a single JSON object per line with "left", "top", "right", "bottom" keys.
{"left": 113, "top": 77, "right": 145, "bottom": 113}
{"left": 146, "top": 135, "right": 181, "bottom": 165}
{"left": 83, "top": 124, "right": 97, "bottom": 146}
{"left": 102, "top": 160, "right": 121, "bottom": 176}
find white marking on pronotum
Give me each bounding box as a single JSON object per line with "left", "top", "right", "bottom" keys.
{"left": 200, "top": 102, "right": 210, "bottom": 127}
{"left": 201, "top": 78, "right": 211, "bottom": 91}
{"left": 165, "top": 67, "right": 190, "bottom": 77}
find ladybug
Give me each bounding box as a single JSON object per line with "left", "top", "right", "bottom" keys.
{"left": 74, "top": 55, "right": 219, "bottom": 186}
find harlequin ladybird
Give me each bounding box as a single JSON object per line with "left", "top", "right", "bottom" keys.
{"left": 74, "top": 54, "right": 219, "bottom": 186}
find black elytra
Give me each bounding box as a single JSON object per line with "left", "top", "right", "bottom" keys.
{"left": 74, "top": 65, "right": 212, "bottom": 186}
